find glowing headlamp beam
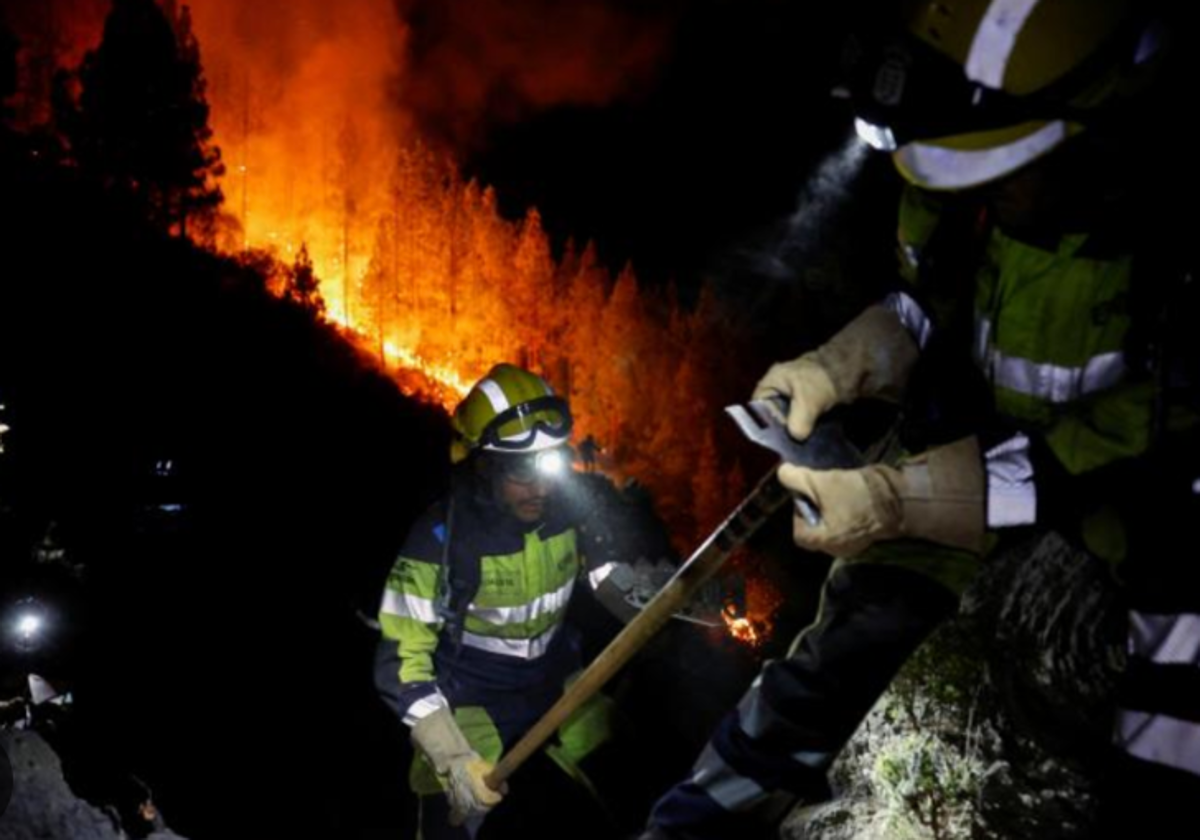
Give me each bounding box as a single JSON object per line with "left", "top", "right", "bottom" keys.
{"left": 16, "top": 613, "right": 43, "bottom": 640}
{"left": 535, "top": 449, "right": 567, "bottom": 478}
{"left": 854, "top": 118, "right": 898, "bottom": 152}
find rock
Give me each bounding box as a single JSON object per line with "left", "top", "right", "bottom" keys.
{"left": 0, "top": 729, "right": 188, "bottom": 840}
{"left": 784, "top": 531, "right": 1122, "bottom": 840}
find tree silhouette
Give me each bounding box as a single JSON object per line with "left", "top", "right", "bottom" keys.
{"left": 286, "top": 243, "right": 325, "bottom": 318}
{"left": 65, "top": 0, "right": 223, "bottom": 235}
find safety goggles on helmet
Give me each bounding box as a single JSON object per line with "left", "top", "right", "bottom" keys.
{"left": 479, "top": 395, "right": 573, "bottom": 453}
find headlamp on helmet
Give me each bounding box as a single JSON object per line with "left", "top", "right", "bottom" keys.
{"left": 497, "top": 447, "right": 572, "bottom": 485}
{"left": 844, "top": 0, "right": 1158, "bottom": 190}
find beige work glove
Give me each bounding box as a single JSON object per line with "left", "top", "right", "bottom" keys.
{"left": 777, "top": 436, "right": 985, "bottom": 557}
{"left": 411, "top": 707, "right": 504, "bottom": 824}
{"left": 753, "top": 304, "right": 920, "bottom": 440}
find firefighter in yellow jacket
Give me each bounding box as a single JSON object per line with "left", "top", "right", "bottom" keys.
{"left": 374, "top": 364, "right": 619, "bottom": 839}
{"left": 640, "top": 2, "right": 1195, "bottom": 838}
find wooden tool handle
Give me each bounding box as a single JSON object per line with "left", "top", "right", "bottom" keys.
{"left": 485, "top": 468, "right": 789, "bottom": 789}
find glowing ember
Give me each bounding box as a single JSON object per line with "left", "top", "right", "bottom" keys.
{"left": 721, "top": 555, "right": 783, "bottom": 649}
{"left": 724, "top": 609, "right": 760, "bottom": 646}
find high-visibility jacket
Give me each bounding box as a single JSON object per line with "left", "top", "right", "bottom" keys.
{"left": 374, "top": 485, "right": 615, "bottom": 796}
{"left": 377, "top": 486, "right": 586, "bottom": 722}
{"left": 865, "top": 186, "right": 1155, "bottom": 593}
{"left": 898, "top": 184, "right": 1200, "bottom": 801}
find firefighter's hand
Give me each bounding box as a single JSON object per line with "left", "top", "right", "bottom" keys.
{"left": 446, "top": 756, "right": 505, "bottom": 825}
{"left": 412, "top": 707, "right": 505, "bottom": 824}
{"left": 777, "top": 463, "right": 903, "bottom": 557}
{"left": 752, "top": 355, "right": 839, "bottom": 441}
{"left": 755, "top": 304, "right": 922, "bottom": 441}
{"left": 778, "top": 437, "right": 985, "bottom": 557}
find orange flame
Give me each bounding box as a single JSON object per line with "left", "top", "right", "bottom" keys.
{"left": 723, "top": 608, "right": 761, "bottom": 646}
{"left": 326, "top": 310, "right": 471, "bottom": 409}
{"left": 13, "top": 0, "right": 758, "bottom": 554}
{"left": 721, "top": 553, "right": 784, "bottom": 648}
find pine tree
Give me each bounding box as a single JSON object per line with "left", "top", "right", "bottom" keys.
{"left": 67, "top": 0, "right": 223, "bottom": 235}
{"left": 512, "top": 207, "right": 555, "bottom": 370}
{"left": 286, "top": 243, "right": 325, "bottom": 317}
{"left": 362, "top": 214, "right": 398, "bottom": 361}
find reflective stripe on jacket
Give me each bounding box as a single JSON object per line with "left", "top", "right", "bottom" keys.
{"left": 376, "top": 492, "right": 582, "bottom": 726}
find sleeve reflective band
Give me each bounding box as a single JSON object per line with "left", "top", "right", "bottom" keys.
{"left": 402, "top": 688, "right": 450, "bottom": 728}
{"left": 587, "top": 561, "right": 617, "bottom": 590}
{"left": 381, "top": 589, "right": 439, "bottom": 623}
{"left": 984, "top": 433, "right": 1037, "bottom": 527}
{"left": 1129, "top": 612, "right": 1200, "bottom": 666}
{"left": 1116, "top": 709, "right": 1200, "bottom": 777}
{"left": 882, "top": 291, "right": 933, "bottom": 351}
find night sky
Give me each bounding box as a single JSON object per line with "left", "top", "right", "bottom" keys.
{"left": 462, "top": 1, "right": 865, "bottom": 286}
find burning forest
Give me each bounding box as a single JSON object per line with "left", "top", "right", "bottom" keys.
{"left": 8, "top": 2, "right": 1156, "bottom": 840}
{"left": 4, "top": 0, "right": 799, "bottom": 641}
{"left": 1, "top": 0, "right": 826, "bottom": 832}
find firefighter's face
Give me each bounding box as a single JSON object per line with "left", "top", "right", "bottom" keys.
{"left": 979, "top": 144, "right": 1090, "bottom": 235}
{"left": 491, "top": 453, "right": 557, "bottom": 523}
{"left": 496, "top": 471, "right": 552, "bottom": 523}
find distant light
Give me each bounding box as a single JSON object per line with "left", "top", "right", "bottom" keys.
{"left": 536, "top": 449, "right": 567, "bottom": 478}
{"left": 17, "top": 613, "right": 43, "bottom": 641}
{"left": 855, "top": 118, "right": 897, "bottom": 151}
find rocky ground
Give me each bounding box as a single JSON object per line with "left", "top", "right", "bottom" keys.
{"left": 0, "top": 729, "right": 187, "bottom": 840}
{"left": 783, "top": 531, "right": 1124, "bottom": 840}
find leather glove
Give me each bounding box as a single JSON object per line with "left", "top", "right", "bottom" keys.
{"left": 411, "top": 707, "right": 504, "bottom": 824}
{"left": 778, "top": 436, "right": 985, "bottom": 556}
{"left": 754, "top": 304, "right": 919, "bottom": 440}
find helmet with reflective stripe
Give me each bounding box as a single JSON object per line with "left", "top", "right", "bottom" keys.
{"left": 847, "top": 0, "right": 1163, "bottom": 190}
{"left": 450, "top": 364, "right": 572, "bottom": 464}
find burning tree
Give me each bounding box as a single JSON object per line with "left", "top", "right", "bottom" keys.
{"left": 60, "top": 0, "right": 223, "bottom": 237}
